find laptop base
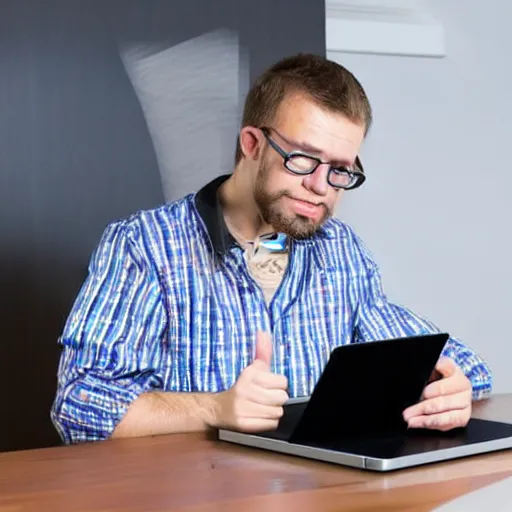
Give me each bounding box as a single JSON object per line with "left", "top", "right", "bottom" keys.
{"left": 218, "top": 418, "right": 512, "bottom": 472}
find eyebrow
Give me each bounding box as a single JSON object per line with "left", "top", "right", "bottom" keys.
{"left": 281, "top": 133, "right": 354, "bottom": 167}
{"left": 295, "top": 140, "right": 324, "bottom": 155}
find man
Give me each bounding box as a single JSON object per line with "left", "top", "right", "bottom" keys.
{"left": 51, "top": 54, "right": 491, "bottom": 444}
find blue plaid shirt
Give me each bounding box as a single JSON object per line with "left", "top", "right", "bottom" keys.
{"left": 51, "top": 176, "right": 492, "bottom": 443}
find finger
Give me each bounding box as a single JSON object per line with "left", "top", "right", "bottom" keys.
{"left": 422, "top": 372, "right": 471, "bottom": 400}
{"left": 427, "top": 367, "right": 442, "bottom": 384}
{"left": 242, "top": 402, "right": 284, "bottom": 421}
{"left": 419, "top": 358, "right": 460, "bottom": 399}
{"left": 253, "top": 370, "right": 288, "bottom": 390}
{"left": 235, "top": 418, "right": 281, "bottom": 433}
{"left": 255, "top": 331, "right": 273, "bottom": 368}
{"left": 403, "top": 390, "right": 472, "bottom": 421}
{"left": 247, "top": 387, "right": 289, "bottom": 407}
{"left": 407, "top": 408, "right": 471, "bottom": 431}
{"left": 435, "top": 357, "right": 459, "bottom": 379}
{"left": 256, "top": 403, "right": 284, "bottom": 420}
{"left": 251, "top": 359, "right": 271, "bottom": 372}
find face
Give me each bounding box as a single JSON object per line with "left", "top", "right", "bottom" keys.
{"left": 248, "top": 94, "right": 365, "bottom": 239}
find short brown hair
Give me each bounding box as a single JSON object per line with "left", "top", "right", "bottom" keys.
{"left": 235, "top": 53, "right": 372, "bottom": 164}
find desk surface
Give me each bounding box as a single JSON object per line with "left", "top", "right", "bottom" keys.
{"left": 1, "top": 395, "right": 511, "bottom": 512}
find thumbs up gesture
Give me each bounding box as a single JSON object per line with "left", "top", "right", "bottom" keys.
{"left": 212, "top": 331, "right": 289, "bottom": 433}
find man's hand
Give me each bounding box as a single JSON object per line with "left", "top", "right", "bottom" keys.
{"left": 403, "top": 357, "right": 472, "bottom": 431}
{"left": 211, "top": 331, "right": 289, "bottom": 433}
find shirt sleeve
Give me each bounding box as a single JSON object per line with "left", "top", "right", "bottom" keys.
{"left": 50, "top": 220, "right": 168, "bottom": 443}
{"left": 352, "top": 239, "right": 492, "bottom": 401}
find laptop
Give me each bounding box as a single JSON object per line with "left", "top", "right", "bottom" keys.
{"left": 218, "top": 333, "right": 512, "bottom": 471}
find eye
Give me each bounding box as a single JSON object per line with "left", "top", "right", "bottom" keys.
{"left": 331, "top": 166, "right": 351, "bottom": 175}
{"left": 286, "top": 154, "right": 319, "bottom": 173}
{"left": 330, "top": 168, "right": 357, "bottom": 188}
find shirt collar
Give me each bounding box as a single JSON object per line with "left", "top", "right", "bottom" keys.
{"left": 193, "top": 174, "right": 336, "bottom": 258}
{"left": 194, "top": 174, "right": 236, "bottom": 257}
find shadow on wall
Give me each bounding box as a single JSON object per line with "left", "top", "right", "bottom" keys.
{"left": 120, "top": 29, "right": 248, "bottom": 202}
{"left": 0, "top": 251, "right": 82, "bottom": 452}
{"left": 0, "top": 0, "right": 166, "bottom": 452}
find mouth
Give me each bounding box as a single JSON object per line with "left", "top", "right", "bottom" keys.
{"left": 285, "top": 196, "right": 325, "bottom": 221}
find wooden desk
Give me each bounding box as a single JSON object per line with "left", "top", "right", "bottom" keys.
{"left": 1, "top": 395, "right": 511, "bottom": 512}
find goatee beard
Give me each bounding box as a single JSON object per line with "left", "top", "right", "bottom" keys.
{"left": 254, "top": 161, "right": 331, "bottom": 240}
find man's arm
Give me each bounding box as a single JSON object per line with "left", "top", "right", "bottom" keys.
{"left": 351, "top": 247, "right": 491, "bottom": 431}
{"left": 354, "top": 289, "right": 492, "bottom": 399}
{"left": 51, "top": 222, "right": 288, "bottom": 443}
{"left": 111, "top": 392, "right": 218, "bottom": 438}
{"left": 112, "top": 332, "right": 289, "bottom": 439}
{"left": 352, "top": 237, "right": 492, "bottom": 400}
{"left": 51, "top": 220, "right": 168, "bottom": 443}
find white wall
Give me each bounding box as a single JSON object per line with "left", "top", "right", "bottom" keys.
{"left": 328, "top": 0, "right": 512, "bottom": 392}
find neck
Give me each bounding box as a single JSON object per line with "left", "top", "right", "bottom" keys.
{"left": 218, "top": 164, "right": 273, "bottom": 241}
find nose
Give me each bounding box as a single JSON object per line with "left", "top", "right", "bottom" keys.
{"left": 302, "top": 163, "right": 329, "bottom": 197}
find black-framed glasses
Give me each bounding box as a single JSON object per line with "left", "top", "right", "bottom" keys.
{"left": 260, "top": 127, "right": 366, "bottom": 190}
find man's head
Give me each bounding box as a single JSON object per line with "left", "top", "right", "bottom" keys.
{"left": 235, "top": 54, "right": 372, "bottom": 239}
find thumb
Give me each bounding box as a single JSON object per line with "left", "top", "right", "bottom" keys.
{"left": 254, "top": 331, "right": 273, "bottom": 369}
{"left": 435, "top": 356, "right": 459, "bottom": 378}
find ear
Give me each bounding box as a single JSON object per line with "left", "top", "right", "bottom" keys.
{"left": 239, "top": 127, "right": 264, "bottom": 161}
